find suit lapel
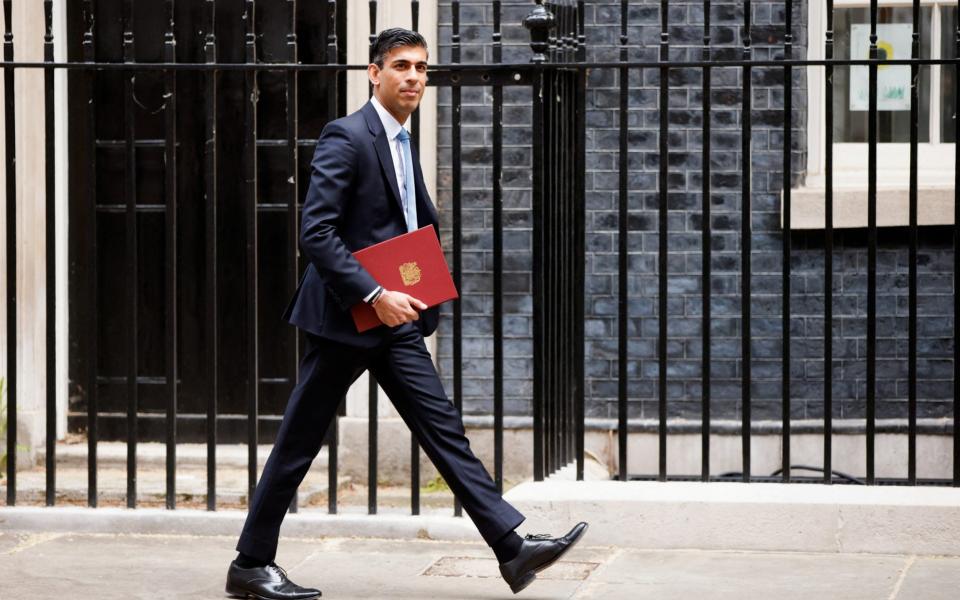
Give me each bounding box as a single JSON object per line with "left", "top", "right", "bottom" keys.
{"left": 362, "top": 102, "right": 405, "bottom": 215}
{"left": 410, "top": 141, "right": 439, "bottom": 227}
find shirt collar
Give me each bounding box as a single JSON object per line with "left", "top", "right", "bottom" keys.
{"left": 370, "top": 95, "right": 408, "bottom": 141}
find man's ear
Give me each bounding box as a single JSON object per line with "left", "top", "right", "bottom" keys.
{"left": 367, "top": 63, "right": 380, "bottom": 87}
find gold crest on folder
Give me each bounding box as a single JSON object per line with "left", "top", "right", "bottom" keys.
{"left": 399, "top": 261, "right": 422, "bottom": 286}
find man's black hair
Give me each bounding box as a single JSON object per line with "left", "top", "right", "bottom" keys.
{"left": 370, "top": 28, "right": 428, "bottom": 69}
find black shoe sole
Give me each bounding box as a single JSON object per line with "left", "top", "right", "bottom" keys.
{"left": 508, "top": 522, "right": 590, "bottom": 594}
{"left": 225, "top": 582, "right": 321, "bottom": 600}
{"left": 508, "top": 571, "right": 537, "bottom": 595}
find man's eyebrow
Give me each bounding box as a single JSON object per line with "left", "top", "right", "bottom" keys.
{"left": 390, "top": 59, "right": 429, "bottom": 67}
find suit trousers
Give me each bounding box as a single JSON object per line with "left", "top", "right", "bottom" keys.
{"left": 236, "top": 322, "right": 526, "bottom": 563}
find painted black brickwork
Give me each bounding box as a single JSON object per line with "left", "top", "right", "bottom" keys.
{"left": 432, "top": 0, "right": 955, "bottom": 424}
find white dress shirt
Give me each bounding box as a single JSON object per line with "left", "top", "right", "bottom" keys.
{"left": 363, "top": 95, "right": 415, "bottom": 303}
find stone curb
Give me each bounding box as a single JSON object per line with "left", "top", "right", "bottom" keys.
{"left": 0, "top": 505, "right": 483, "bottom": 543}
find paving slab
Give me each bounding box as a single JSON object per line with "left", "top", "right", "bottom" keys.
{"left": 299, "top": 540, "right": 584, "bottom": 599}
{"left": 574, "top": 548, "right": 909, "bottom": 600}
{"left": 894, "top": 556, "right": 960, "bottom": 600}
{"left": 0, "top": 532, "right": 313, "bottom": 600}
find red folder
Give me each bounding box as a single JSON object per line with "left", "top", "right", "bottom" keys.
{"left": 350, "top": 224, "right": 459, "bottom": 333}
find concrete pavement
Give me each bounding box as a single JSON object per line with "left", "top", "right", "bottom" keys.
{"left": 0, "top": 528, "right": 956, "bottom": 600}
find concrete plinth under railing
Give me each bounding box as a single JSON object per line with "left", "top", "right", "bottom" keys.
{"left": 3, "top": 479, "right": 959, "bottom": 557}
{"left": 504, "top": 479, "right": 960, "bottom": 556}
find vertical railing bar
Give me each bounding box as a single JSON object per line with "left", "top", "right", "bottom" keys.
{"left": 560, "top": 1, "right": 569, "bottom": 469}
{"left": 565, "top": 74, "right": 573, "bottom": 472}
{"left": 163, "top": 0, "right": 178, "bottom": 511}
{"left": 555, "top": 0, "right": 563, "bottom": 430}
{"left": 555, "top": 5, "right": 564, "bottom": 473}
{"left": 866, "top": 0, "right": 878, "bottom": 485}
{"left": 492, "top": 0, "right": 504, "bottom": 494}
{"left": 562, "top": 0, "right": 576, "bottom": 465}
{"left": 741, "top": 0, "right": 753, "bottom": 482}
{"left": 574, "top": 0, "right": 586, "bottom": 481}
{"left": 824, "top": 0, "right": 835, "bottom": 485}
{"left": 658, "top": 0, "right": 669, "bottom": 481}
{"left": 328, "top": 396, "right": 340, "bottom": 513}
{"left": 550, "top": 3, "right": 559, "bottom": 473}
{"left": 3, "top": 0, "right": 15, "bottom": 505}
{"left": 82, "top": 0, "right": 98, "bottom": 507}
{"left": 559, "top": 1, "right": 569, "bottom": 469}
{"left": 617, "top": 0, "right": 629, "bottom": 482}
{"left": 367, "top": 0, "right": 378, "bottom": 517}
{"left": 781, "top": 0, "right": 793, "bottom": 484}
{"left": 410, "top": 0, "right": 421, "bottom": 513}
{"left": 954, "top": 0, "right": 960, "bottom": 488}
{"left": 335, "top": 13, "right": 344, "bottom": 195}
{"left": 907, "top": 0, "right": 920, "bottom": 485}
{"left": 325, "top": 0, "right": 340, "bottom": 513}
{"left": 552, "top": 35, "right": 560, "bottom": 474}
{"left": 43, "top": 0, "right": 56, "bottom": 507}
{"left": 561, "top": 1, "right": 568, "bottom": 469}
{"left": 545, "top": 11, "right": 556, "bottom": 475}
{"left": 203, "top": 0, "right": 218, "bottom": 511}
{"left": 557, "top": 2, "right": 567, "bottom": 470}
{"left": 122, "top": 0, "right": 138, "bottom": 509}
{"left": 701, "top": 0, "right": 712, "bottom": 482}
{"left": 566, "top": 1, "right": 576, "bottom": 468}
{"left": 451, "top": 0, "right": 462, "bottom": 515}
{"left": 527, "top": 2, "right": 549, "bottom": 482}
{"left": 285, "top": 0, "right": 299, "bottom": 514}
{"left": 531, "top": 69, "right": 541, "bottom": 478}
{"left": 550, "top": 1, "right": 566, "bottom": 470}
{"left": 244, "top": 0, "right": 259, "bottom": 503}
{"left": 541, "top": 20, "right": 551, "bottom": 476}
{"left": 368, "top": 374, "right": 377, "bottom": 514}
{"left": 325, "top": 0, "right": 344, "bottom": 514}
{"left": 410, "top": 0, "right": 421, "bottom": 514}
{"left": 552, "top": 2, "right": 560, "bottom": 472}
{"left": 368, "top": 1, "right": 376, "bottom": 98}
{"left": 563, "top": 0, "right": 576, "bottom": 464}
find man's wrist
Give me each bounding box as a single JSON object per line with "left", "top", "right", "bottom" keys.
{"left": 369, "top": 286, "right": 386, "bottom": 306}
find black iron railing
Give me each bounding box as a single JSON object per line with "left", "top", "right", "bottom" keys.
{"left": 2, "top": 0, "right": 958, "bottom": 518}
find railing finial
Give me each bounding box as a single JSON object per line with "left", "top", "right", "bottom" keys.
{"left": 523, "top": 0, "right": 555, "bottom": 64}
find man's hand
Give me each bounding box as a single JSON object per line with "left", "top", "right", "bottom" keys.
{"left": 372, "top": 290, "right": 428, "bottom": 327}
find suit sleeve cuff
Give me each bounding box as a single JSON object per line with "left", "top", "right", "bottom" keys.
{"left": 363, "top": 285, "right": 382, "bottom": 303}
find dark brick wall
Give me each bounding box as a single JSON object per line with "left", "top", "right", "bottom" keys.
{"left": 432, "top": 0, "right": 955, "bottom": 424}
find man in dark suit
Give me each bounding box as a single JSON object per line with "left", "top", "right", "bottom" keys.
{"left": 226, "top": 28, "right": 587, "bottom": 599}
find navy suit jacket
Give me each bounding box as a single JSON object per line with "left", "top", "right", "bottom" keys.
{"left": 282, "top": 100, "right": 442, "bottom": 348}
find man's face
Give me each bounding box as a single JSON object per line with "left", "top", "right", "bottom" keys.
{"left": 369, "top": 44, "right": 428, "bottom": 120}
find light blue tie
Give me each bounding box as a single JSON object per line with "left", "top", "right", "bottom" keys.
{"left": 396, "top": 128, "right": 418, "bottom": 232}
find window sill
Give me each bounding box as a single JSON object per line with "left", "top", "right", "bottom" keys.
{"left": 782, "top": 184, "right": 955, "bottom": 229}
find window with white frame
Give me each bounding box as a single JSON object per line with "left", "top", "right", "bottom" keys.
{"left": 795, "top": 0, "right": 956, "bottom": 229}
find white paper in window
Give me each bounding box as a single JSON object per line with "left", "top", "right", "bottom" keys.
{"left": 849, "top": 23, "right": 913, "bottom": 111}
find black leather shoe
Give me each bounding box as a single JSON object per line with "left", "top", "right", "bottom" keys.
{"left": 225, "top": 560, "right": 321, "bottom": 600}
{"left": 498, "top": 521, "right": 589, "bottom": 594}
